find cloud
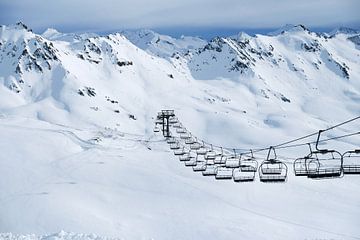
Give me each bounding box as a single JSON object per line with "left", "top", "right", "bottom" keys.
{"left": 0, "top": 0, "right": 359, "bottom": 33}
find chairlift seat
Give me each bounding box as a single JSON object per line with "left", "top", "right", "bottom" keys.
{"left": 193, "top": 161, "right": 207, "bottom": 172}
{"left": 215, "top": 167, "right": 233, "bottom": 180}
{"left": 342, "top": 150, "right": 360, "bottom": 174}
{"left": 174, "top": 148, "right": 185, "bottom": 155}
{"left": 185, "top": 158, "right": 197, "bottom": 167}
{"left": 180, "top": 133, "right": 191, "bottom": 139}
{"left": 170, "top": 143, "right": 180, "bottom": 150}
{"left": 225, "top": 157, "right": 240, "bottom": 168}
{"left": 185, "top": 138, "right": 196, "bottom": 144}
{"left": 166, "top": 137, "right": 177, "bottom": 144}
{"left": 202, "top": 165, "right": 217, "bottom": 176}
{"left": 176, "top": 128, "right": 186, "bottom": 134}
{"left": 214, "top": 155, "right": 227, "bottom": 164}
{"left": 233, "top": 168, "right": 255, "bottom": 182}
{"left": 306, "top": 150, "right": 342, "bottom": 178}
{"left": 190, "top": 142, "right": 201, "bottom": 150}
{"left": 205, "top": 151, "right": 217, "bottom": 160}
{"left": 197, "top": 147, "right": 208, "bottom": 155}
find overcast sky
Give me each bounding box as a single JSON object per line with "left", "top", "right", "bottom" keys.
{"left": 0, "top": 0, "right": 359, "bottom": 38}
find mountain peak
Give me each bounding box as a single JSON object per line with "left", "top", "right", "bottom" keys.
{"left": 42, "top": 28, "right": 62, "bottom": 39}
{"left": 15, "top": 22, "right": 32, "bottom": 31}
{"left": 329, "top": 27, "right": 359, "bottom": 36}
{"left": 268, "top": 24, "right": 309, "bottom": 36}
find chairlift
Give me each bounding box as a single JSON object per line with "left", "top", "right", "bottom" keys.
{"left": 225, "top": 149, "right": 240, "bottom": 168}
{"left": 233, "top": 168, "right": 255, "bottom": 182}
{"left": 185, "top": 156, "right": 198, "bottom": 167}
{"left": 176, "top": 127, "right": 187, "bottom": 134}
{"left": 215, "top": 166, "right": 233, "bottom": 180}
{"left": 306, "top": 130, "right": 343, "bottom": 179}
{"left": 196, "top": 141, "right": 208, "bottom": 155}
{"left": 190, "top": 142, "right": 201, "bottom": 150}
{"left": 204, "top": 145, "right": 217, "bottom": 160}
{"left": 169, "top": 117, "right": 178, "bottom": 124}
{"left": 174, "top": 147, "right": 186, "bottom": 156}
{"left": 153, "top": 125, "right": 160, "bottom": 133}
{"left": 179, "top": 151, "right": 196, "bottom": 161}
{"left": 166, "top": 137, "right": 177, "bottom": 144}
{"left": 193, "top": 155, "right": 207, "bottom": 172}
{"left": 342, "top": 149, "right": 360, "bottom": 174}
{"left": 259, "top": 147, "right": 288, "bottom": 182}
{"left": 202, "top": 165, "right": 217, "bottom": 176}
{"left": 214, "top": 148, "right": 227, "bottom": 164}
{"left": 293, "top": 144, "right": 313, "bottom": 176}
{"left": 155, "top": 118, "right": 163, "bottom": 125}
{"left": 185, "top": 137, "right": 196, "bottom": 145}
{"left": 239, "top": 150, "right": 258, "bottom": 172}
{"left": 172, "top": 122, "right": 182, "bottom": 128}
{"left": 180, "top": 133, "right": 191, "bottom": 139}
{"left": 170, "top": 142, "right": 181, "bottom": 150}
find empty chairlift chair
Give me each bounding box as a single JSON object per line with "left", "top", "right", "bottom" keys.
{"left": 193, "top": 155, "right": 207, "bottom": 172}
{"left": 153, "top": 124, "right": 160, "bottom": 133}
{"left": 185, "top": 154, "right": 198, "bottom": 167}
{"left": 205, "top": 145, "right": 217, "bottom": 160}
{"left": 197, "top": 142, "right": 209, "bottom": 155}
{"left": 176, "top": 127, "right": 187, "bottom": 134}
{"left": 180, "top": 132, "right": 192, "bottom": 139}
{"left": 190, "top": 141, "right": 202, "bottom": 150}
{"left": 342, "top": 149, "right": 360, "bottom": 174}
{"left": 174, "top": 147, "right": 186, "bottom": 156}
{"left": 166, "top": 137, "right": 177, "bottom": 144}
{"left": 179, "top": 151, "right": 190, "bottom": 161}
{"left": 233, "top": 151, "right": 258, "bottom": 182}
{"left": 185, "top": 137, "right": 196, "bottom": 145}
{"left": 170, "top": 141, "right": 181, "bottom": 150}
{"left": 215, "top": 166, "right": 233, "bottom": 180}
{"left": 259, "top": 147, "right": 288, "bottom": 182}
{"left": 214, "top": 148, "right": 227, "bottom": 164}
{"left": 225, "top": 149, "right": 240, "bottom": 168}
{"left": 169, "top": 117, "right": 178, "bottom": 124}
{"left": 202, "top": 158, "right": 217, "bottom": 176}
{"left": 172, "top": 122, "right": 182, "bottom": 128}
{"left": 293, "top": 144, "right": 313, "bottom": 176}
{"left": 306, "top": 130, "right": 343, "bottom": 179}
{"left": 239, "top": 151, "right": 258, "bottom": 172}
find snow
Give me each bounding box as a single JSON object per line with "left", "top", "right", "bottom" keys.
{"left": 0, "top": 23, "right": 360, "bottom": 239}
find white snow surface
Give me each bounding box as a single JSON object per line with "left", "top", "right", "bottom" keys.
{"left": 0, "top": 23, "right": 360, "bottom": 240}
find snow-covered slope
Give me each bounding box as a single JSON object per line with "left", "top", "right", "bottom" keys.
{"left": 122, "top": 29, "right": 207, "bottom": 58}
{"left": 0, "top": 22, "right": 359, "bottom": 240}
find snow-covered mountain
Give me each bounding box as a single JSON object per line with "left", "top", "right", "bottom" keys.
{"left": 122, "top": 29, "right": 207, "bottom": 58}
{"left": 0, "top": 22, "right": 359, "bottom": 240}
